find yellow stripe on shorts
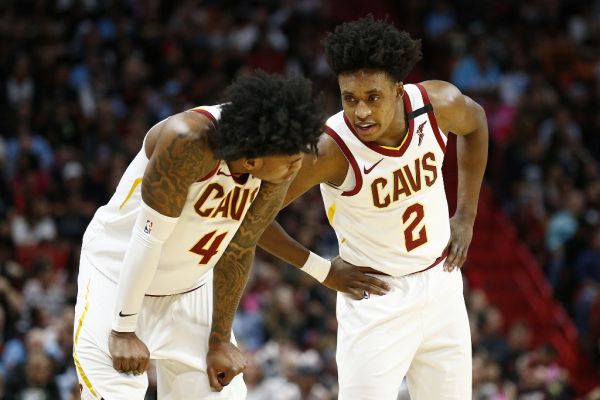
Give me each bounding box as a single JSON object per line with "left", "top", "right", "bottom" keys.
{"left": 73, "top": 279, "right": 101, "bottom": 399}
{"left": 119, "top": 177, "right": 142, "bottom": 209}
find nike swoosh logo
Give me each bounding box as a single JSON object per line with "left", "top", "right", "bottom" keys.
{"left": 363, "top": 158, "right": 384, "bottom": 174}
{"left": 119, "top": 311, "right": 137, "bottom": 317}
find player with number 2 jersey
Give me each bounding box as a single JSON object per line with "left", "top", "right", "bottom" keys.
{"left": 259, "top": 17, "right": 488, "bottom": 399}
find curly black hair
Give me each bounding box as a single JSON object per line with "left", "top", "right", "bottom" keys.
{"left": 212, "top": 71, "right": 323, "bottom": 161}
{"left": 325, "top": 15, "right": 422, "bottom": 82}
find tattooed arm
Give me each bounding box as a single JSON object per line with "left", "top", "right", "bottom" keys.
{"left": 141, "top": 111, "right": 216, "bottom": 216}
{"left": 109, "top": 111, "right": 216, "bottom": 374}
{"left": 207, "top": 180, "right": 291, "bottom": 391}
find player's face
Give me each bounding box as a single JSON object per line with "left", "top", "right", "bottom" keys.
{"left": 250, "top": 153, "right": 304, "bottom": 183}
{"left": 338, "top": 70, "right": 403, "bottom": 144}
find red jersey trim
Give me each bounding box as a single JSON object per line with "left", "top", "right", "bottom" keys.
{"left": 415, "top": 83, "right": 446, "bottom": 154}
{"left": 362, "top": 247, "right": 449, "bottom": 277}
{"left": 198, "top": 162, "right": 220, "bottom": 182}
{"left": 342, "top": 91, "right": 414, "bottom": 157}
{"left": 216, "top": 168, "right": 250, "bottom": 185}
{"left": 191, "top": 108, "right": 217, "bottom": 125}
{"left": 407, "top": 247, "right": 449, "bottom": 276}
{"left": 324, "top": 126, "right": 363, "bottom": 197}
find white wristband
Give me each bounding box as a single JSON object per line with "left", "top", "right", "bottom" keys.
{"left": 301, "top": 252, "right": 331, "bottom": 282}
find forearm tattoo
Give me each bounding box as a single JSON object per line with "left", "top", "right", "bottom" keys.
{"left": 210, "top": 181, "right": 290, "bottom": 344}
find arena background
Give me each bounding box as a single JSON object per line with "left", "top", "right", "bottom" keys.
{"left": 0, "top": 0, "right": 599, "bottom": 399}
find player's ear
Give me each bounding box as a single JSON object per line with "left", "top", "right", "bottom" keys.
{"left": 396, "top": 82, "right": 404, "bottom": 98}
{"left": 242, "top": 158, "right": 263, "bottom": 171}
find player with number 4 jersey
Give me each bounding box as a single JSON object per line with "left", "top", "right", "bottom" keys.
{"left": 73, "top": 73, "right": 330, "bottom": 399}
{"left": 259, "top": 17, "right": 488, "bottom": 399}
{"left": 84, "top": 105, "right": 262, "bottom": 296}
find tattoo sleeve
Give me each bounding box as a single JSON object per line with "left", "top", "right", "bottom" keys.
{"left": 209, "top": 180, "right": 290, "bottom": 344}
{"left": 142, "top": 128, "right": 210, "bottom": 217}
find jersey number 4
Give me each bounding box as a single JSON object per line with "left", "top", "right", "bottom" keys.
{"left": 402, "top": 203, "right": 428, "bottom": 252}
{"left": 190, "top": 230, "right": 227, "bottom": 264}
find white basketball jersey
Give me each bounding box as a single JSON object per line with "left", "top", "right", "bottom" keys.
{"left": 82, "top": 105, "right": 261, "bottom": 295}
{"left": 320, "top": 84, "right": 450, "bottom": 276}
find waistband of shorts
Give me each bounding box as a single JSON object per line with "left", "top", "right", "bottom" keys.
{"left": 356, "top": 248, "right": 449, "bottom": 277}
{"left": 145, "top": 282, "right": 206, "bottom": 297}
{"left": 84, "top": 253, "right": 209, "bottom": 298}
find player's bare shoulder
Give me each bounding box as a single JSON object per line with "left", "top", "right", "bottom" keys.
{"left": 420, "top": 80, "right": 484, "bottom": 136}
{"left": 310, "top": 132, "right": 348, "bottom": 186}
{"left": 282, "top": 131, "right": 348, "bottom": 205}
{"left": 420, "top": 80, "right": 466, "bottom": 135}
{"left": 145, "top": 111, "right": 214, "bottom": 157}
{"left": 142, "top": 110, "right": 217, "bottom": 216}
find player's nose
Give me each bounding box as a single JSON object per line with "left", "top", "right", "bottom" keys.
{"left": 355, "top": 101, "right": 372, "bottom": 119}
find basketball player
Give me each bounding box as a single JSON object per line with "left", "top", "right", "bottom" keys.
{"left": 258, "top": 17, "right": 489, "bottom": 399}
{"left": 73, "top": 72, "right": 331, "bottom": 399}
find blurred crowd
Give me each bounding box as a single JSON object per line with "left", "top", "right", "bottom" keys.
{"left": 0, "top": 0, "right": 599, "bottom": 399}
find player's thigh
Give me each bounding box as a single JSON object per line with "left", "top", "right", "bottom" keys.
{"left": 338, "top": 383, "right": 402, "bottom": 400}
{"left": 336, "top": 290, "right": 421, "bottom": 400}
{"left": 406, "top": 346, "right": 471, "bottom": 400}
{"left": 144, "top": 276, "right": 246, "bottom": 399}
{"left": 74, "top": 257, "right": 149, "bottom": 399}
{"left": 140, "top": 277, "right": 213, "bottom": 370}
{"left": 155, "top": 358, "right": 246, "bottom": 400}
{"left": 406, "top": 272, "right": 471, "bottom": 399}
{"left": 76, "top": 336, "right": 149, "bottom": 400}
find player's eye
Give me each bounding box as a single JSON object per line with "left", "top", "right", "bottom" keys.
{"left": 369, "top": 95, "right": 380, "bottom": 102}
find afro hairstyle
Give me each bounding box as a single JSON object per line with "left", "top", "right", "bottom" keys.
{"left": 325, "top": 15, "right": 422, "bottom": 82}
{"left": 212, "top": 71, "right": 323, "bottom": 161}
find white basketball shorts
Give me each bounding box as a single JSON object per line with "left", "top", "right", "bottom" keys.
{"left": 336, "top": 265, "right": 472, "bottom": 400}
{"left": 73, "top": 253, "right": 247, "bottom": 399}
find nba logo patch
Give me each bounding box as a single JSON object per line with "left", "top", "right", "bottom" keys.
{"left": 144, "top": 220, "right": 153, "bottom": 234}
{"left": 363, "top": 290, "right": 370, "bottom": 299}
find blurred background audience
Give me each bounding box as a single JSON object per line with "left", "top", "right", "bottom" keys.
{"left": 0, "top": 0, "right": 599, "bottom": 399}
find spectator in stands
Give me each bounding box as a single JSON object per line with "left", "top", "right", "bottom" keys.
{"left": 503, "top": 321, "right": 533, "bottom": 382}
{"left": 22, "top": 257, "right": 64, "bottom": 325}
{"left": 6, "top": 351, "right": 60, "bottom": 400}
{"left": 546, "top": 189, "right": 586, "bottom": 283}
{"left": 477, "top": 306, "right": 509, "bottom": 364}
{"left": 10, "top": 198, "right": 56, "bottom": 247}
{"left": 472, "top": 352, "right": 517, "bottom": 400}
{"left": 516, "top": 344, "right": 573, "bottom": 399}
{"left": 451, "top": 37, "right": 501, "bottom": 103}
{"left": 574, "top": 228, "right": 600, "bottom": 338}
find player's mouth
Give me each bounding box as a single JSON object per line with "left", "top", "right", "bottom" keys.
{"left": 354, "top": 121, "right": 378, "bottom": 137}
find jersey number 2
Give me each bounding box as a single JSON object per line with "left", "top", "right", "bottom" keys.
{"left": 402, "top": 203, "right": 428, "bottom": 252}
{"left": 190, "top": 230, "right": 227, "bottom": 264}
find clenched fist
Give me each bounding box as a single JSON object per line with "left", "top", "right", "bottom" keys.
{"left": 108, "top": 330, "right": 150, "bottom": 375}
{"left": 206, "top": 340, "right": 247, "bottom": 391}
